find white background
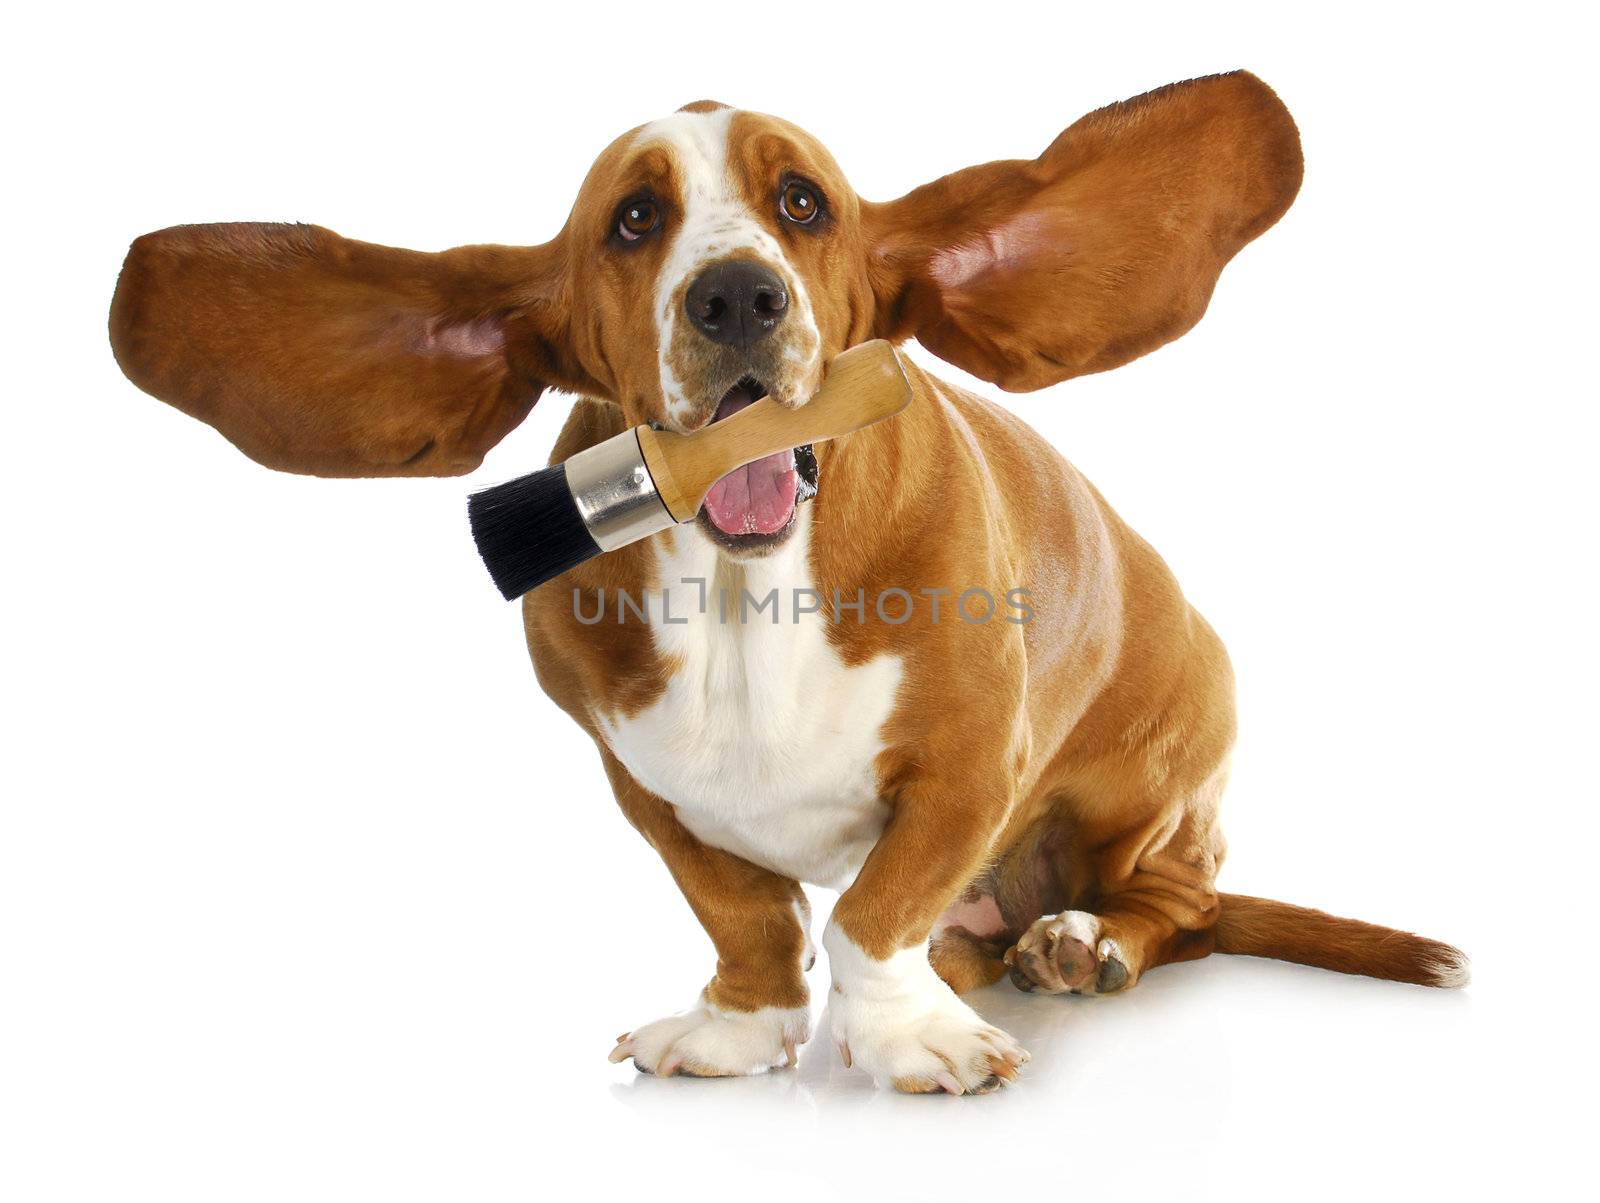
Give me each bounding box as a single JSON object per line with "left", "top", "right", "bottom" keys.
{"left": 4, "top": 2, "right": 1595, "bottom": 1199}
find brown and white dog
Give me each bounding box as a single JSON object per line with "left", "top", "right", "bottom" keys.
{"left": 110, "top": 71, "right": 1467, "bottom": 1095}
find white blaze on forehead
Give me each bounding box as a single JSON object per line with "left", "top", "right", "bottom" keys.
{"left": 632, "top": 108, "right": 820, "bottom": 421}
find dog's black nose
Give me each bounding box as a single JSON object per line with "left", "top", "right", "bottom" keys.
{"left": 685, "top": 260, "right": 788, "bottom": 348}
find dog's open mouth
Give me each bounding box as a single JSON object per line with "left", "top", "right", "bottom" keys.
{"left": 698, "top": 377, "right": 816, "bottom": 541}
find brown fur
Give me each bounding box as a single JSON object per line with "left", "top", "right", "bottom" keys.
{"left": 1214, "top": 894, "right": 1465, "bottom": 985}
{"left": 601, "top": 749, "right": 812, "bottom": 1012}
{"left": 109, "top": 71, "right": 1466, "bottom": 1092}
{"left": 109, "top": 223, "right": 589, "bottom": 475}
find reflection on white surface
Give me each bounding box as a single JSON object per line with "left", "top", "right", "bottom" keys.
{"left": 609, "top": 976, "right": 1087, "bottom": 1111}
{"left": 604, "top": 954, "right": 1478, "bottom": 1200}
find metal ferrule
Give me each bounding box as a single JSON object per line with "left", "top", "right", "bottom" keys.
{"left": 563, "top": 428, "right": 677, "bottom": 553}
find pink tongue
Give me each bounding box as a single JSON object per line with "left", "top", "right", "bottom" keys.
{"left": 703, "top": 449, "right": 799, "bottom": 536}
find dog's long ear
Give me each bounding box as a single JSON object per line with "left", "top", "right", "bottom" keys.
{"left": 110, "top": 223, "right": 591, "bottom": 477}
{"left": 864, "top": 71, "right": 1303, "bottom": 391}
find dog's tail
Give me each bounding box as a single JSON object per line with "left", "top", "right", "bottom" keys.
{"left": 1214, "top": 893, "right": 1469, "bottom": 988}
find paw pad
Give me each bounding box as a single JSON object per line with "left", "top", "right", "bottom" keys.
{"left": 1005, "top": 913, "right": 1132, "bottom": 996}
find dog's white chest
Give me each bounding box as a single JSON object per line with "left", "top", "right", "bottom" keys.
{"left": 596, "top": 515, "right": 902, "bottom": 890}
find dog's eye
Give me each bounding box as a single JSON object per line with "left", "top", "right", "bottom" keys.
{"left": 779, "top": 181, "right": 821, "bottom": 225}
{"left": 617, "top": 199, "right": 659, "bottom": 242}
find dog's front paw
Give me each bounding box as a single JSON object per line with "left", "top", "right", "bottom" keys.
{"left": 609, "top": 1003, "right": 810, "bottom": 1078}
{"left": 832, "top": 927, "right": 1030, "bottom": 1100}
{"left": 831, "top": 988, "right": 1027, "bottom": 1095}
{"left": 823, "top": 927, "right": 1028, "bottom": 1095}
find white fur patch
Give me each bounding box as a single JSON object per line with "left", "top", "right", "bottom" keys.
{"left": 1056, "top": 909, "right": 1101, "bottom": 948}
{"left": 613, "top": 1000, "right": 810, "bottom": 1076}
{"left": 1428, "top": 947, "right": 1471, "bottom": 988}
{"left": 630, "top": 108, "right": 821, "bottom": 424}
{"left": 597, "top": 512, "right": 903, "bottom": 890}
{"left": 824, "top": 920, "right": 1027, "bottom": 1092}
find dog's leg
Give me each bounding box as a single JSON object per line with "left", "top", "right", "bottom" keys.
{"left": 600, "top": 754, "right": 813, "bottom": 1078}
{"left": 929, "top": 927, "right": 1010, "bottom": 994}
{"left": 823, "top": 777, "right": 1029, "bottom": 1095}
{"left": 1008, "top": 768, "right": 1227, "bottom": 996}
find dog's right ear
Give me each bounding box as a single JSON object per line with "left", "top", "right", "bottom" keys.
{"left": 110, "top": 223, "right": 593, "bottom": 477}
{"left": 862, "top": 71, "right": 1303, "bottom": 392}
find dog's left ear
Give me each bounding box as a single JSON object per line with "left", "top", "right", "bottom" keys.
{"left": 864, "top": 71, "right": 1303, "bottom": 391}
{"left": 110, "top": 222, "right": 591, "bottom": 477}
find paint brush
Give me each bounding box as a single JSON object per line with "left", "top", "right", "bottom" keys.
{"left": 467, "top": 339, "right": 911, "bottom": 599}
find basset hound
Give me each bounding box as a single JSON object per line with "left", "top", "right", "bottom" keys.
{"left": 110, "top": 71, "right": 1467, "bottom": 1095}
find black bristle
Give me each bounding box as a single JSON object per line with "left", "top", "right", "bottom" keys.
{"left": 467, "top": 464, "right": 602, "bottom": 600}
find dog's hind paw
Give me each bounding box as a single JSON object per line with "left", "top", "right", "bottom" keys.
{"left": 1006, "top": 911, "right": 1131, "bottom": 996}
{"left": 608, "top": 1002, "right": 810, "bottom": 1078}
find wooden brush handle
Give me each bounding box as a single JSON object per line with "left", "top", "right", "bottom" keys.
{"left": 636, "top": 340, "right": 911, "bottom": 522}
